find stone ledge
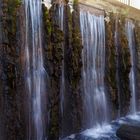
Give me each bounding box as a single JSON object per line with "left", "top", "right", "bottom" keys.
{"left": 116, "top": 124, "right": 140, "bottom": 140}
{"left": 79, "top": 0, "right": 140, "bottom": 21}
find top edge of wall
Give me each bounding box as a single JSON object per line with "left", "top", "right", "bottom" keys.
{"left": 79, "top": 3, "right": 105, "bottom": 16}
{"left": 79, "top": 0, "right": 140, "bottom": 21}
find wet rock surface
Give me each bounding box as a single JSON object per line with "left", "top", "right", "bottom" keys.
{"left": 0, "top": 0, "right": 140, "bottom": 140}
{"left": 105, "top": 12, "right": 118, "bottom": 119}
{"left": 0, "top": 1, "right": 26, "bottom": 140}
{"left": 135, "top": 23, "right": 140, "bottom": 110}
{"left": 116, "top": 124, "right": 140, "bottom": 140}
{"left": 43, "top": 1, "right": 83, "bottom": 139}
{"left": 105, "top": 12, "right": 131, "bottom": 119}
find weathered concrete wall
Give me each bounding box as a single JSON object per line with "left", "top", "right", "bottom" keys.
{"left": 79, "top": 0, "right": 140, "bottom": 21}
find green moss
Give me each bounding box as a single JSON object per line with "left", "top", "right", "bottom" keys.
{"left": 7, "top": 0, "right": 21, "bottom": 35}
{"left": 118, "top": 15, "right": 131, "bottom": 115}
{"left": 70, "top": 1, "right": 83, "bottom": 132}
{"left": 42, "top": 4, "right": 52, "bottom": 42}
{"left": 105, "top": 12, "right": 118, "bottom": 118}
{"left": 134, "top": 22, "right": 140, "bottom": 103}
{"left": 42, "top": 3, "right": 64, "bottom": 140}
{"left": 1, "top": 1, "right": 26, "bottom": 139}
{"left": 105, "top": 12, "right": 131, "bottom": 117}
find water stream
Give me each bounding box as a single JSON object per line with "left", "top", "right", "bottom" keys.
{"left": 59, "top": 3, "right": 65, "bottom": 119}
{"left": 62, "top": 11, "right": 140, "bottom": 140}
{"left": 58, "top": 4, "right": 65, "bottom": 137}
{"left": 126, "top": 20, "right": 137, "bottom": 115}
{"left": 80, "top": 11, "right": 108, "bottom": 128}
{"left": 24, "top": 0, "right": 46, "bottom": 139}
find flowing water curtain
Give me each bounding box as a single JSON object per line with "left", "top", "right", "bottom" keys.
{"left": 24, "top": 0, "right": 47, "bottom": 139}
{"left": 125, "top": 20, "right": 137, "bottom": 115}
{"left": 58, "top": 2, "right": 65, "bottom": 119}
{"left": 80, "top": 11, "right": 109, "bottom": 128}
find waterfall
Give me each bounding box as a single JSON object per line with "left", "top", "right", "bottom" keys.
{"left": 80, "top": 11, "right": 108, "bottom": 128}
{"left": 59, "top": 4, "right": 65, "bottom": 118}
{"left": 126, "top": 20, "right": 137, "bottom": 115}
{"left": 24, "top": 0, "right": 46, "bottom": 139}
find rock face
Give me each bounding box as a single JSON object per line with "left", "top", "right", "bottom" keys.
{"left": 43, "top": 3, "right": 64, "bottom": 140}
{"left": 115, "top": 15, "right": 131, "bottom": 116}
{"left": 105, "top": 12, "right": 118, "bottom": 119}
{"left": 0, "top": 0, "right": 26, "bottom": 140}
{"left": 42, "top": 1, "right": 83, "bottom": 139}
{"left": 134, "top": 23, "right": 140, "bottom": 110}
{"left": 62, "top": 0, "right": 83, "bottom": 137}
{"left": 116, "top": 124, "right": 140, "bottom": 140}
{"left": 105, "top": 12, "right": 131, "bottom": 119}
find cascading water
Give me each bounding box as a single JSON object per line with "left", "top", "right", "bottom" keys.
{"left": 61, "top": 8, "right": 140, "bottom": 140}
{"left": 65, "top": 16, "right": 140, "bottom": 140}
{"left": 58, "top": 4, "right": 65, "bottom": 137}
{"left": 126, "top": 20, "right": 137, "bottom": 115}
{"left": 59, "top": 3, "right": 65, "bottom": 118}
{"left": 80, "top": 11, "right": 108, "bottom": 128}
{"left": 24, "top": 0, "right": 46, "bottom": 139}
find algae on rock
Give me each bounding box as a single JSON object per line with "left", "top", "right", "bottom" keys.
{"left": 0, "top": 0, "right": 26, "bottom": 140}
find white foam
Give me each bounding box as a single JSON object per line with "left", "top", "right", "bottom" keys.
{"left": 127, "top": 114, "right": 140, "bottom": 121}
{"left": 82, "top": 124, "right": 113, "bottom": 138}
{"left": 42, "top": 0, "right": 52, "bottom": 9}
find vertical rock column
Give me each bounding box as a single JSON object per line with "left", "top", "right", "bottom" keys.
{"left": 70, "top": 0, "right": 83, "bottom": 134}
{"left": 117, "top": 15, "right": 131, "bottom": 116}
{"left": 0, "top": 1, "right": 3, "bottom": 139}
{"left": 42, "top": 0, "right": 83, "bottom": 139}
{"left": 134, "top": 22, "right": 140, "bottom": 110}
{"left": 105, "top": 13, "right": 118, "bottom": 119}
{"left": 0, "top": 0, "right": 26, "bottom": 140}
{"left": 62, "top": 0, "right": 83, "bottom": 136}
{"left": 105, "top": 13, "right": 131, "bottom": 118}
{"left": 43, "top": 3, "right": 64, "bottom": 140}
